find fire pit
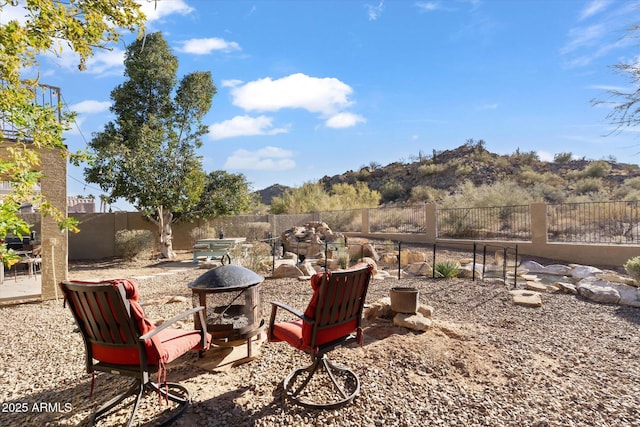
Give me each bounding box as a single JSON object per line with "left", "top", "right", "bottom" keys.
{"left": 189, "top": 265, "right": 265, "bottom": 366}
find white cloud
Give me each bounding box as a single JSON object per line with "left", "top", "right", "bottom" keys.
{"left": 222, "top": 79, "right": 244, "bottom": 88}
{"left": 537, "top": 150, "right": 554, "bottom": 162}
{"left": 561, "top": 3, "right": 640, "bottom": 68}
{"left": 579, "top": 0, "right": 611, "bottom": 21}
{"left": 561, "top": 24, "right": 606, "bottom": 55}
{"left": 208, "top": 115, "right": 289, "bottom": 140}
{"left": 231, "top": 73, "right": 354, "bottom": 116}
{"left": 176, "top": 38, "right": 241, "bottom": 55}
{"left": 366, "top": 1, "right": 385, "bottom": 21}
{"left": 43, "top": 44, "right": 125, "bottom": 75}
{"left": 415, "top": 2, "right": 442, "bottom": 12}
{"left": 325, "top": 112, "right": 366, "bottom": 128}
{"left": 135, "top": 0, "right": 193, "bottom": 22}
{"left": 224, "top": 146, "right": 296, "bottom": 171}
{"left": 69, "top": 100, "right": 111, "bottom": 114}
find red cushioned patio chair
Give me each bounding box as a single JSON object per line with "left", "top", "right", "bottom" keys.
{"left": 268, "top": 263, "right": 373, "bottom": 408}
{"left": 60, "top": 279, "right": 211, "bottom": 427}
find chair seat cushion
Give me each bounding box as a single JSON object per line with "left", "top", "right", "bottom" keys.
{"left": 270, "top": 319, "right": 305, "bottom": 349}
{"left": 271, "top": 319, "right": 357, "bottom": 350}
{"left": 92, "top": 327, "right": 210, "bottom": 366}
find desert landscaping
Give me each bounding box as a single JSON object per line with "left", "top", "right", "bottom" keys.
{"left": 0, "top": 251, "right": 639, "bottom": 426}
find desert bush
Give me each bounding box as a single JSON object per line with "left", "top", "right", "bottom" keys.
{"left": 581, "top": 161, "right": 612, "bottom": 178}
{"left": 355, "top": 168, "right": 371, "bottom": 181}
{"left": 455, "top": 163, "right": 472, "bottom": 176}
{"left": 271, "top": 181, "right": 380, "bottom": 214}
{"left": 417, "top": 163, "right": 445, "bottom": 177}
{"left": 409, "top": 185, "right": 442, "bottom": 203}
{"left": 534, "top": 183, "right": 566, "bottom": 204}
{"left": 380, "top": 180, "right": 406, "bottom": 203}
{"left": 519, "top": 168, "right": 547, "bottom": 185}
{"left": 574, "top": 177, "right": 603, "bottom": 195}
{"left": 443, "top": 180, "right": 538, "bottom": 208}
{"left": 239, "top": 241, "right": 273, "bottom": 273}
{"left": 434, "top": 260, "right": 460, "bottom": 278}
{"left": 115, "top": 229, "right": 155, "bottom": 259}
{"left": 511, "top": 148, "right": 539, "bottom": 165}
{"left": 624, "top": 256, "right": 640, "bottom": 283}
{"left": 322, "top": 209, "right": 361, "bottom": 232}
{"left": 553, "top": 152, "right": 573, "bottom": 163}
{"left": 625, "top": 176, "right": 640, "bottom": 190}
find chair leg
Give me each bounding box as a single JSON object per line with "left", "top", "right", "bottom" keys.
{"left": 90, "top": 380, "right": 141, "bottom": 426}
{"left": 147, "top": 382, "right": 191, "bottom": 426}
{"left": 89, "top": 380, "right": 190, "bottom": 427}
{"left": 282, "top": 354, "right": 361, "bottom": 409}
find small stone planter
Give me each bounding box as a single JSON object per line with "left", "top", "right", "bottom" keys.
{"left": 389, "top": 287, "right": 419, "bottom": 314}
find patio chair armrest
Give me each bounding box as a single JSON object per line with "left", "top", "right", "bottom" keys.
{"left": 268, "top": 301, "right": 314, "bottom": 341}
{"left": 139, "top": 306, "right": 206, "bottom": 342}
{"left": 270, "top": 301, "right": 304, "bottom": 320}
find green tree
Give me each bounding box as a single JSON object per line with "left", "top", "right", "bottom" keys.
{"left": 270, "top": 181, "right": 380, "bottom": 214}
{"left": 0, "top": 1, "right": 145, "bottom": 265}
{"left": 187, "top": 171, "right": 254, "bottom": 219}
{"left": 84, "top": 32, "right": 216, "bottom": 259}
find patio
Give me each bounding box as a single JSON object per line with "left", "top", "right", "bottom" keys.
{"left": 0, "top": 260, "right": 639, "bottom": 426}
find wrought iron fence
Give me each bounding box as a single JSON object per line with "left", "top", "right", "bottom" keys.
{"left": 320, "top": 208, "right": 362, "bottom": 232}
{"left": 436, "top": 205, "right": 531, "bottom": 240}
{"left": 547, "top": 201, "right": 640, "bottom": 244}
{"left": 368, "top": 205, "right": 427, "bottom": 233}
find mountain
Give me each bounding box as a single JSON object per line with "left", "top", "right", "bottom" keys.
{"left": 256, "top": 184, "right": 291, "bottom": 205}
{"left": 257, "top": 142, "right": 640, "bottom": 206}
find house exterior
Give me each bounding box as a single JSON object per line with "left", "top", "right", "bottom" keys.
{"left": 1, "top": 84, "right": 68, "bottom": 301}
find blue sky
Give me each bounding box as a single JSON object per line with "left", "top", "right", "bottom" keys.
{"left": 7, "top": 0, "right": 640, "bottom": 211}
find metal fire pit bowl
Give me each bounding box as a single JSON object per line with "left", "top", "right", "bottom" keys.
{"left": 189, "top": 265, "right": 264, "bottom": 292}
{"left": 189, "top": 265, "right": 265, "bottom": 347}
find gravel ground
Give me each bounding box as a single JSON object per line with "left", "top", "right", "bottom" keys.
{"left": 1, "top": 256, "right": 639, "bottom": 426}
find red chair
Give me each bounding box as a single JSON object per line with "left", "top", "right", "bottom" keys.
{"left": 268, "top": 263, "right": 373, "bottom": 408}
{"left": 60, "top": 279, "right": 211, "bottom": 426}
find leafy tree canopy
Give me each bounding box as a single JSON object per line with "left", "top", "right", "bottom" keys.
{"left": 0, "top": 0, "right": 145, "bottom": 263}
{"left": 184, "top": 170, "right": 255, "bottom": 221}
{"left": 84, "top": 32, "right": 216, "bottom": 258}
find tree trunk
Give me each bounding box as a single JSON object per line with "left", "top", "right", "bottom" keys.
{"left": 154, "top": 206, "right": 176, "bottom": 260}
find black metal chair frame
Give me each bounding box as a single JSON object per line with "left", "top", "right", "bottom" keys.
{"left": 268, "top": 264, "right": 372, "bottom": 409}
{"left": 60, "top": 281, "right": 207, "bottom": 427}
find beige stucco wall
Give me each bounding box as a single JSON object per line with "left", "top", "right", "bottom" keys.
{"left": 40, "top": 147, "right": 68, "bottom": 300}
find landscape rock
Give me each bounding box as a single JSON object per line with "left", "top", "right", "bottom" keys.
{"left": 509, "top": 289, "right": 542, "bottom": 307}
{"left": 405, "top": 262, "right": 433, "bottom": 276}
{"left": 520, "top": 260, "right": 547, "bottom": 274}
{"left": 576, "top": 278, "right": 620, "bottom": 304}
{"left": 571, "top": 265, "right": 603, "bottom": 279}
{"left": 417, "top": 304, "right": 434, "bottom": 318}
{"left": 271, "top": 263, "right": 304, "bottom": 279}
{"left": 393, "top": 312, "right": 433, "bottom": 331}
{"left": 555, "top": 281, "right": 578, "bottom": 294}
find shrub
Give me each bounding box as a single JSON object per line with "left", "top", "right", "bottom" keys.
{"left": 417, "top": 163, "right": 444, "bottom": 177}
{"left": 115, "top": 229, "right": 155, "bottom": 259}
{"left": 581, "top": 161, "right": 611, "bottom": 178}
{"left": 409, "top": 185, "right": 442, "bottom": 203}
{"left": 239, "top": 241, "right": 273, "bottom": 273}
{"left": 626, "top": 176, "right": 640, "bottom": 190}
{"left": 574, "top": 177, "right": 603, "bottom": 195}
{"left": 624, "top": 256, "right": 640, "bottom": 283}
{"left": 553, "top": 152, "right": 573, "bottom": 163}
{"left": 455, "top": 163, "right": 472, "bottom": 176}
{"left": 380, "top": 180, "right": 406, "bottom": 203}
{"left": 434, "top": 260, "right": 460, "bottom": 278}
